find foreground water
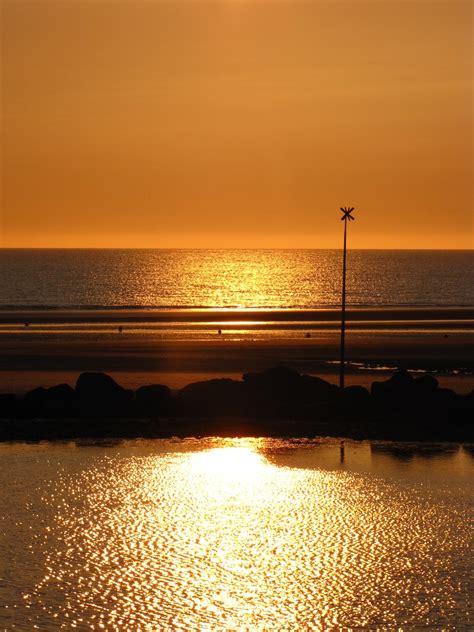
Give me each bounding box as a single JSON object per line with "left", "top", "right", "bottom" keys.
{"left": 1, "top": 439, "right": 472, "bottom": 630}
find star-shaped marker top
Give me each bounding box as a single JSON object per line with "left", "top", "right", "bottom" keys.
{"left": 340, "top": 207, "right": 355, "bottom": 221}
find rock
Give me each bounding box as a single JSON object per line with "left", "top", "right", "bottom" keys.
{"left": 44, "top": 384, "right": 77, "bottom": 416}
{"left": 177, "top": 378, "right": 245, "bottom": 416}
{"left": 22, "top": 387, "right": 48, "bottom": 416}
{"left": 410, "top": 374, "right": 444, "bottom": 410}
{"left": 22, "top": 384, "right": 78, "bottom": 417}
{"left": 300, "top": 374, "right": 339, "bottom": 403}
{"left": 371, "top": 369, "right": 415, "bottom": 409}
{"left": 369, "top": 370, "right": 467, "bottom": 417}
{"left": 242, "top": 366, "right": 338, "bottom": 418}
{"left": 342, "top": 385, "right": 371, "bottom": 410}
{"left": 135, "top": 384, "right": 172, "bottom": 416}
{"left": 76, "top": 372, "right": 132, "bottom": 416}
{"left": 0, "top": 394, "right": 18, "bottom": 418}
{"left": 243, "top": 366, "right": 301, "bottom": 391}
{"left": 414, "top": 374, "right": 438, "bottom": 393}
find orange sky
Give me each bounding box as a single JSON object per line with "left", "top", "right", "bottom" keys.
{"left": 1, "top": 0, "right": 472, "bottom": 248}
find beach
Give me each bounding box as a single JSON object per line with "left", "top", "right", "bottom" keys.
{"left": 0, "top": 307, "right": 472, "bottom": 394}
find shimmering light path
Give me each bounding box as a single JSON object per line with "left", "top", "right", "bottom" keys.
{"left": 1, "top": 439, "right": 472, "bottom": 630}
{"left": 1, "top": 249, "right": 473, "bottom": 310}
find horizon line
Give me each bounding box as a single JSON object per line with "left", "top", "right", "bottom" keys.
{"left": 0, "top": 246, "right": 472, "bottom": 252}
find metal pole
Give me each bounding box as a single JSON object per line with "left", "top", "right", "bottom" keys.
{"left": 340, "top": 217, "right": 347, "bottom": 389}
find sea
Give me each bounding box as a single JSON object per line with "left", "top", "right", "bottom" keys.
{"left": 1, "top": 438, "right": 472, "bottom": 630}
{"left": 0, "top": 249, "right": 473, "bottom": 310}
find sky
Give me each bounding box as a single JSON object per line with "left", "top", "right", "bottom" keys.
{"left": 1, "top": 0, "right": 472, "bottom": 249}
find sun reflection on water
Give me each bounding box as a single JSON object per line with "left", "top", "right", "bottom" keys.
{"left": 189, "top": 445, "right": 269, "bottom": 486}
{"left": 2, "top": 439, "right": 472, "bottom": 630}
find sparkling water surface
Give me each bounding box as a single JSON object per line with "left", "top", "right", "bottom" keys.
{"left": 1, "top": 249, "right": 472, "bottom": 309}
{"left": 1, "top": 438, "right": 472, "bottom": 630}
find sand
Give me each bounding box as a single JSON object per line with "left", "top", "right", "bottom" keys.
{"left": 0, "top": 307, "right": 471, "bottom": 393}
{"left": 0, "top": 306, "right": 472, "bottom": 325}
{"left": 0, "top": 329, "right": 472, "bottom": 394}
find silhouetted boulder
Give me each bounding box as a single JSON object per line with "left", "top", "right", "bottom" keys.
{"left": 414, "top": 374, "right": 438, "bottom": 393}
{"left": 135, "top": 384, "right": 172, "bottom": 417}
{"left": 242, "top": 366, "right": 338, "bottom": 418}
{"left": 76, "top": 372, "right": 132, "bottom": 416}
{"left": 435, "top": 387, "right": 458, "bottom": 405}
{"left": 24, "top": 386, "right": 48, "bottom": 406}
{"left": 445, "top": 389, "right": 474, "bottom": 417}
{"left": 177, "top": 378, "right": 245, "bottom": 416}
{"left": 411, "top": 374, "right": 442, "bottom": 407}
{"left": 44, "top": 384, "right": 77, "bottom": 416}
{"left": 243, "top": 366, "right": 301, "bottom": 393}
{"left": 371, "top": 369, "right": 415, "bottom": 410}
{"left": 21, "top": 384, "right": 77, "bottom": 418}
{"left": 300, "top": 374, "right": 339, "bottom": 403}
{"left": 463, "top": 390, "right": 474, "bottom": 410}
{"left": 369, "top": 370, "right": 472, "bottom": 425}
{"left": 341, "top": 385, "right": 371, "bottom": 411}
{"left": 22, "top": 387, "right": 48, "bottom": 417}
{"left": 0, "top": 394, "right": 18, "bottom": 418}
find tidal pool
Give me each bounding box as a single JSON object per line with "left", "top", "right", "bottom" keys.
{"left": 1, "top": 438, "right": 472, "bottom": 630}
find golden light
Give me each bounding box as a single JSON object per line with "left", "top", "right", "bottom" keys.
{"left": 186, "top": 440, "right": 275, "bottom": 503}
{"left": 190, "top": 446, "right": 266, "bottom": 479}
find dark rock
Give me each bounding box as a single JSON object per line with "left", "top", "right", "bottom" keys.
{"left": 0, "top": 394, "right": 18, "bottom": 418}
{"left": 436, "top": 387, "right": 457, "bottom": 401}
{"left": 243, "top": 367, "right": 300, "bottom": 417}
{"left": 135, "top": 384, "right": 172, "bottom": 417}
{"left": 371, "top": 369, "right": 415, "bottom": 410}
{"left": 23, "top": 386, "right": 48, "bottom": 406}
{"left": 177, "top": 378, "right": 245, "bottom": 416}
{"left": 369, "top": 370, "right": 470, "bottom": 423}
{"left": 342, "top": 385, "right": 371, "bottom": 411}
{"left": 243, "top": 366, "right": 301, "bottom": 392}
{"left": 409, "top": 375, "right": 442, "bottom": 409}
{"left": 446, "top": 389, "right": 474, "bottom": 413}
{"left": 242, "top": 366, "right": 338, "bottom": 418}
{"left": 414, "top": 374, "right": 438, "bottom": 393}
{"left": 76, "top": 372, "right": 132, "bottom": 416}
{"left": 22, "top": 384, "right": 77, "bottom": 417}
{"left": 300, "top": 374, "right": 339, "bottom": 403}
{"left": 44, "top": 384, "right": 77, "bottom": 417}
{"left": 48, "top": 383, "right": 76, "bottom": 400}
{"left": 22, "top": 387, "right": 48, "bottom": 417}
{"left": 462, "top": 390, "right": 474, "bottom": 409}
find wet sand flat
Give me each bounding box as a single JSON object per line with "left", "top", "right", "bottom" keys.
{"left": 0, "top": 306, "right": 472, "bottom": 325}
{"left": 0, "top": 306, "right": 471, "bottom": 393}
{"left": 0, "top": 330, "right": 472, "bottom": 394}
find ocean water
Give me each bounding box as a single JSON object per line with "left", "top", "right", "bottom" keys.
{"left": 1, "top": 438, "right": 472, "bottom": 630}
{"left": 0, "top": 249, "right": 473, "bottom": 309}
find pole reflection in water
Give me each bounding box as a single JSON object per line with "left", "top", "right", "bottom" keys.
{"left": 1, "top": 438, "right": 472, "bottom": 630}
